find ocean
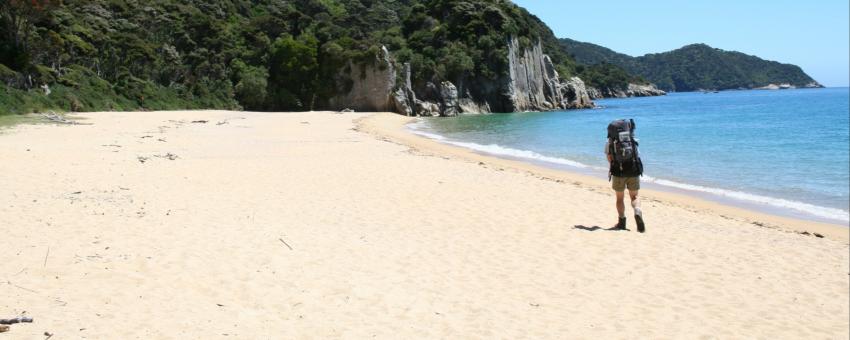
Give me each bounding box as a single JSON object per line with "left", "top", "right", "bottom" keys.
{"left": 410, "top": 88, "right": 850, "bottom": 225}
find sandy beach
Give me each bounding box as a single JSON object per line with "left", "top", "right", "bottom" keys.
{"left": 1, "top": 110, "right": 848, "bottom": 339}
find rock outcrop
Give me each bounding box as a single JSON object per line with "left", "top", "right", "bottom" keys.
{"left": 505, "top": 38, "right": 563, "bottom": 112}
{"left": 458, "top": 88, "right": 491, "bottom": 114}
{"left": 755, "top": 81, "right": 823, "bottom": 90}
{"left": 625, "top": 83, "right": 666, "bottom": 97}
{"left": 414, "top": 99, "right": 441, "bottom": 117}
{"left": 559, "top": 77, "right": 594, "bottom": 109}
{"left": 438, "top": 81, "right": 460, "bottom": 116}
{"left": 390, "top": 63, "right": 417, "bottom": 116}
{"left": 328, "top": 46, "right": 396, "bottom": 112}
{"left": 588, "top": 83, "right": 666, "bottom": 99}
{"left": 756, "top": 83, "right": 792, "bottom": 90}
{"left": 499, "top": 38, "right": 597, "bottom": 112}
{"left": 390, "top": 88, "right": 413, "bottom": 116}
{"left": 586, "top": 86, "right": 602, "bottom": 100}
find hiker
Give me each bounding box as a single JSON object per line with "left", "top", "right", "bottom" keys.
{"left": 605, "top": 119, "right": 645, "bottom": 232}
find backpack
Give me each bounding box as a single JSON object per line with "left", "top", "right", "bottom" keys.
{"left": 607, "top": 119, "right": 643, "bottom": 176}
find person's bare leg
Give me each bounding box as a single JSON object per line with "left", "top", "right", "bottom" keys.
{"left": 630, "top": 190, "right": 645, "bottom": 232}
{"left": 629, "top": 190, "right": 641, "bottom": 212}
{"left": 614, "top": 191, "right": 626, "bottom": 229}
{"left": 616, "top": 191, "right": 626, "bottom": 217}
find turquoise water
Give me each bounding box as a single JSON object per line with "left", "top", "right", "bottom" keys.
{"left": 411, "top": 88, "right": 850, "bottom": 225}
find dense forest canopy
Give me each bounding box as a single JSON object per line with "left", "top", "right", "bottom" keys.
{"left": 561, "top": 38, "right": 820, "bottom": 92}
{"left": 0, "top": 0, "right": 650, "bottom": 115}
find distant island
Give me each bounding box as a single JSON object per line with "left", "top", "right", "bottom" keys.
{"left": 559, "top": 38, "right": 822, "bottom": 92}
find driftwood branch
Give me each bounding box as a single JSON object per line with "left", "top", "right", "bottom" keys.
{"left": 7, "top": 280, "right": 38, "bottom": 293}
{"left": 0, "top": 316, "right": 33, "bottom": 324}
{"left": 40, "top": 112, "right": 78, "bottom": 125}
{"left": 278, "top": 238, "right": 293, "bottom": 251}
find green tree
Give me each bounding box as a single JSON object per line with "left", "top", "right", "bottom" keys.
{"left": 440, "top": 42, "right": 474, "bottom": 81}
{"left": 231, "top": 59, "right": 268, "bottom": 110}
{"left": 268, "top": 34, "right": 318, "bottom": 110}
{"left": 0, "top": 0, "right": 58, "bottom": 70}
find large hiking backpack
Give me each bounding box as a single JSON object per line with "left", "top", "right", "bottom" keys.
{"left": 607, "top": 119, "right": 643, "bottom": 176}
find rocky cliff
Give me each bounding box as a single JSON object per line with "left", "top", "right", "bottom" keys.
{"left": 505, "top": 38, "right": 563, "bottom": 112}
{"left": 327, "top": 46, "right": 397, "bottom": 112}
{"left": 331, "top": 38, "right": 595, "bottom": 116}
{"left": 495, "top": 37, "right": 595, "bottom": 113}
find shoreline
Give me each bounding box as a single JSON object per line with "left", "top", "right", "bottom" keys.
{"left": 406, "top": 117, "right": 849, "bottom": 226}
{"left": 358, "top": 112, "right": 849, "bottom": 242}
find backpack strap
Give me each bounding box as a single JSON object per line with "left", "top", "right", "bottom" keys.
{"left": 629, "top": 119, "right": 642, "bottom": 176}
{"left": 629, "top": 119, "right": 637, "bottom": 163}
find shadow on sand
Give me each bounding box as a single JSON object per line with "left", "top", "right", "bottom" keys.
{"left": 573, "top": 224, "right": 630, "bottom": 232}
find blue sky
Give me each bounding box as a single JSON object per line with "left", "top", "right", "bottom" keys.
{"left": 512, "top": 0, "right": 850, "bottom": 87}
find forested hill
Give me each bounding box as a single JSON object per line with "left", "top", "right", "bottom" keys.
{"left": 560, "top": 38, "right": 822, "bottom": 92}
{"left": 1, "top": 0, "right": 614, "bottom": 115}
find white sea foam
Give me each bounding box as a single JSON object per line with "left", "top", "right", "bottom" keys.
{"left": 406, "top": 120, "right": 446, "bottom": 140}
{"left": 408, "top": 122, "right": 590, "bottom": 168}
{"left": 644, "top": 176, "right": 850, "bottom": 223}
{"left": 446, "top": 141, "right": 591, "bottom": 168}
{"left": 407, "top": 121, "right": 850, "bottom": 224}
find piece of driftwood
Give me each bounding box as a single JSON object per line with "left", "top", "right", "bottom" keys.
{"left": 40, "top": 112, "right": 79, "bottom": 125}
{"left": 0, "top": 316, "right": 33, "bottom": 324}
{"left": 7, "top": 281, "right": 37, "bottom": 293}
{"left": 278, "top": 238, "right": 293, "bottom": 250}
{"left": 43, "top": 246, "right": 50, "bottom": 268}
{"left": 152, "top": 153, "right": 179, "bottom": 160}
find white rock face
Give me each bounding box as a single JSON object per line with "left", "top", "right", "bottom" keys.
{"left": 331, "top": 40, "right": 597, "bottom": 116}
{"left": 626, "top": 83, "right": 667, "bottom": 97}
{"left": 328, "top": 46, "right": 396, "bottom": 112}
{"left": 439, "top": 81, "right": 460, "bottom": 117}
{"left": 458, "top": 88, "right": 491, "bottom": 114}
{"left": 586, "top": 86, "right": 603, "bottom": 99}
{"left": 414, "top": 99, "right": 441, "bottom": 117}
{"left": 506, "top": 37, "right": 558, "bottom": 112}
{"left": 390, "top": 88, "right": 413, "bottom": 116}
{"left": 504, "top": 37, "right": 595, "bottom": 112}
{"left": 756, "top": 83, "right": 790, "bottom": 90}
{"left": 390, "top": 63, "right": 419, "bottom": 116}
{"left": 560, "top": 77, "right": 595, "bottom": 108}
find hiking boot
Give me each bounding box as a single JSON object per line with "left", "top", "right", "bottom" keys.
{"left": 609, "top": 217, "right": 627, "bottom": 231}
{"left": 635, "top": 213, "right": 645, "bottom": 233}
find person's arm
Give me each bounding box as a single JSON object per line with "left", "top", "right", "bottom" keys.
{"left": 605, "top": 141, "right": 613, "bottom": 180}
